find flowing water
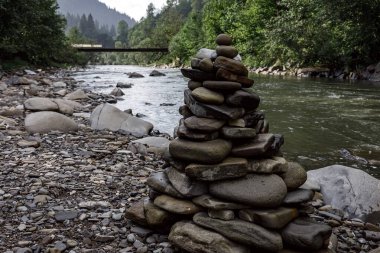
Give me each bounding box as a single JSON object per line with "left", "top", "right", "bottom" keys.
{"left": 71, "top": 65, "right": 380, "bottom": 177}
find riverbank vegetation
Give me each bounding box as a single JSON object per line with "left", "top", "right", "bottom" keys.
{"left": 1, "top": 0, "right": 380, "bottom": 72}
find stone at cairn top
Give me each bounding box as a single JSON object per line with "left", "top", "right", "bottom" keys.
{"left": 216, "top": 34, "right": 233, "bottom": 46}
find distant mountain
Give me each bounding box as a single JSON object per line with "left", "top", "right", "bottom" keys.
{"left": 57, "top": 0, "right": 136, "bottom": 28}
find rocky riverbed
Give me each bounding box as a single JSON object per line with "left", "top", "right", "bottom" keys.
{"left": 0, "top": 68, "right": 380, "bottom": 253}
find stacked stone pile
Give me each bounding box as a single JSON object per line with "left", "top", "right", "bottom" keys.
{"left": 126, "top": 34, "right": 332, "bottom": 253}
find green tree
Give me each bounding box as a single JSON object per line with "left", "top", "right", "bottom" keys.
{"left": 116, "top": 20, "right": 129, "bottom": 46}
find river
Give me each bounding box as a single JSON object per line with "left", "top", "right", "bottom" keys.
{"left": 71, "top": 65, "right": 380, "bottom": 177}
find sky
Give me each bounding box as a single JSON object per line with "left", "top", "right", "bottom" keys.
{"left": 98, "top": 0, "right": 167, "bottom": 21}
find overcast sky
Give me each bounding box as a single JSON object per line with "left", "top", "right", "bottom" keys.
{"left": 98, "top": 0, "right": 167, "bottom": 21}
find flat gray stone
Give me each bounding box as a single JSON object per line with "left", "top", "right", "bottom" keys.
{"left": 55, "top": 210, "right": 78, "bottom": 221}
{"left": 216, "top": 68, "right": 254, "bottom": 88}
{"left": 307, "top": 165, "right": 380, "bottom": 219}
{"left": 184, "top": 116, "right": 226, "bottom": 132}
{"left": 283, "top": 189, "right": 314, "bottom": 205}
{"left": 221, "top": 126, "right": 256, "bottom": 139}
{"left": 169, "top": 221, "right": 250, "bottom": 253}
{"left": 185, "top": 89, "right": 245, "bottom": 120}
{"left": 154, "top": 195, "right": 202, "bottom": 215}
{"left": 192, "top": 87, "right": 224, "bottom": 105}
{"left": 239, "top": 207, "right": 298, "bottom": 229}
{"left": 177, "top": 119, "right": 219, "bottom": 141}
{"left": 169, "top": 138, "right": 232, "bottom": 164}
{"left": 90, "top": 103, "right": 153, "bottom": 137}
{"left": 181, "top": 68, "right": 216, "bottom": 82}
{"left": 193, "top": 212, "right": 283, "bottom": 252}
{"left": 166, "top": 167, "right": 208, "bottom": 198}
{"left": 210, "top": 174, "right": 287, "bottom": 207}
{"left": 146, "top": 172, "right": 183, "bottom": 198}
{"left": 192, "top": 194, "right": 250, "bottom": 210}
{"left": 185, "top": 157, "right": 248, "bottom": 181}
{"left": 281, "top": 218, "right": 332, "bottom": 251}
{"left": 25, "top": 112, "right": 78, "bottom": 133}
{"left": 231, "top": 134, "right": 275, "bottom": 157}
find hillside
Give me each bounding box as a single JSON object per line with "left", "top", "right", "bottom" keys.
{"left": 57, "top": 0, "right": 136, "bottom": 28}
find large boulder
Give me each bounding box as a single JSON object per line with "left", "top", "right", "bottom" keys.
{"left": 24, "top": 97, "right": 59, "bottom": 111}
{"left": 169, "top": 221, "right": 250, "bottom": 253}
{"left": 90, "top": 104, "right": 153, "bottom": 137}
{"left": 25, "top": 112, "right": 78, "bottom": 133}
{"left": 307, "top": 165, "right": 380, "bottom": 220}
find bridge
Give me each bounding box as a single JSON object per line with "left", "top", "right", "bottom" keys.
{"left": 72, "top": 45, "right": 168, "bottom": 53}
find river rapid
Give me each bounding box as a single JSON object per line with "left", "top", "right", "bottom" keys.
{"left": 71, "top": 65, "right": 380, "bottom": 177}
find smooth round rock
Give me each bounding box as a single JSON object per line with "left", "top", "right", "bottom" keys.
{"left": 169, "top": 138, "right": 232, "bottom": 164}
{"left": 184, "top": 116, "right": 226, "bottom": 132}
{"left": 25, "top": 112, "right": 78, "bottom": 134}
{"left": 281, "top": 162, "right": 307, "bottom": 190}
{"left": 216, "top": 46, "right": 238, "bottom": 59}
{"left": 216, "top": 34, "right": 233, "bottom": 46}
{"left": 210, "top": 174, "right": 288, "bottom": 207}
{"left": 24, "top": 97, "right": 59, "bottom": 111}
{"left": 192, "top": 87, "right": 224, "bottom": 105}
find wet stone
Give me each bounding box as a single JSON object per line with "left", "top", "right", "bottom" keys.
{"left": 185, "top": 157, "right": 248, "bottom": 181}
{"left": 188, "top": 80, "right": 202, "bottom": 90}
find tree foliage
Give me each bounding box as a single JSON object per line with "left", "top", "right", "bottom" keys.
{"left": 0, "top": 0, "right": 70, "bottom": 65}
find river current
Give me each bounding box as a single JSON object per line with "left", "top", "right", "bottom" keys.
{"left": 71, "top": 65, "right": 380, "bottom": 177}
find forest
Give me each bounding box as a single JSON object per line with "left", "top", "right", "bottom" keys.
{"left": 1, "top": 0, "right": 380, "bottom": 71}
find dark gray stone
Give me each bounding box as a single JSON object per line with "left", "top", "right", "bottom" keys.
{"left": 177, "top": 119, "right": 219, "bottom": 141}
{"left": 210, "top": 174, "right": 287, "bottom": 207}
{"left": 55, "top": 210, "right": 78, "bottom": 221}
{"left": 184, "top": 89, "right": 245, "bottom": 120}
{"left": 216, "top": 46, "right": 239, "bottom": 59}
{"left": 281, "top": 218, "right": 332, "bottom": 251}
{"left": 231, "top": 134, "right": 275, "bottom": 157}
{"left": 146, "top": 172, "right": 183, "bottom": 198}
{"left": 214, "top": 56, "right": 248, "bottom": 76}
{"left": 226, "top": 90, "right": 260, "bottom": 110}
{"left": 185, "top": 157, "right": 248, "bottom": 181}
{"left": 216, "top": 68, "right": 254, "bottom": 88}
{"left": 184, "top": 116, "right": 226, "bottom": 132}
{"left": 203, "top": 81, "right": 242, "bottom": 91}
{"left": 193, "top": 212, "right": 283, "bottom": 252}
{"left": 192, "top": 194, "right": 250, "bottom": 210}
{"left": 281, "top": 162, "right": 307, "bottom": 190}
{"left": 192, "top": 87, "right": 224, "bottom": 105}
{"left": 181, "top": 68, "right": 216, "bottom": 82}
{"left": 283, "top": 189, "right": 314, "bottom": 205}
{"left": 216, "top": 34, "right": 233, "bottom": 46}
{"left": 221, "top": 126, "right": 256, "bottom": 139}
{"left": 166, "top": 167, "right": 208, "bottom": 197}
{"left": 239, "top": 207, "right": 298, "bottom": 229}
{"left": 188, "top": 80, "right": 202, "bottom": 90}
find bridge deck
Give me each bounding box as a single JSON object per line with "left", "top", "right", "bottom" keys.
{"left": 76, "top": 47, "right": 169, "bottom": 52}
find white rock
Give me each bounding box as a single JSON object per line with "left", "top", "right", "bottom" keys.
{"left": 308, "top": 165, "right": 380, "bottom": 219}
{"left": 53, "top": 81, "right": 67, "bottom": 88}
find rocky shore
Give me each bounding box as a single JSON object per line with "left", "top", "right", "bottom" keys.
{"left": 0, "top": 65, "right": 380, "bottom": 253}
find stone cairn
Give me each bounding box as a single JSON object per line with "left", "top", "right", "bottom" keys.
{"left": 126, "top": 34, "right": 333, "bottom": 253}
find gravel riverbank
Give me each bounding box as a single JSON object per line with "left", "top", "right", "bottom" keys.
{"left": 0, "top": 68, "right": 379, "bottom": 253}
